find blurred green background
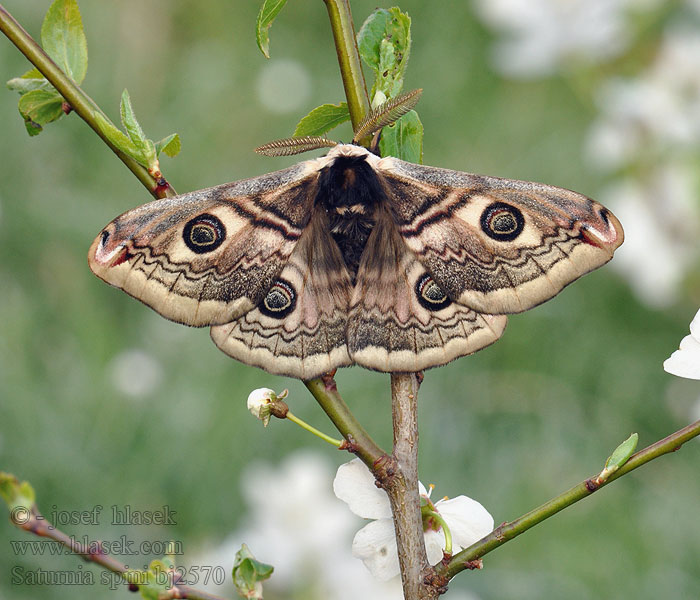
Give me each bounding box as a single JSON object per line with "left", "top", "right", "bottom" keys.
{"left": 0, "top": 1, "right": 698, "bottom": 599}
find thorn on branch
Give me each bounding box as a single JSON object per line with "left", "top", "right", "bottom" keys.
{"left": 61, "top": 101, "right": 73, "bottom": 115}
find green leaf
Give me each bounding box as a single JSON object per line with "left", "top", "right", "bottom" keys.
{"left": 233, "top": 544, "right": 274, "bottom": 600}
{"left": 357, "top": 9, "right": 391, "bottom": 71}
{"left": 22, "top": 68, "right": 44, "bottom": 79}
{"left": 604, "top": 433, "right": 639, "bottom": 472}
{"left": 7, "top": 77, "right": 51, "bottom": 95}
{"left": 93, "top": 112, "right": 148, "bottom": 165}
{"left": 256, "top": 0, "right": 288, "bottom": 59}
{"left": 155, "top": 133, "right": 181, "bottom": 158}
{"left": 133, "top": 561, "right": 171, "bottom": 600}
{"left": 41, "top": 0, "right": 88, "bottom": 84}
{"left": 357, "top": 7, "right": 411, "bottom": 98}
{"left": 18, "top": 89, "right": 65, "bottom": 136}
{"left": 293, "top": 102, "right": 350, "bottom": 137}
{"left": 7, "top": 68, "right": 51, "bottom": 94}
{"left": 0, "top": 472, "right": 36, "bottom": 513}
{"left": 120, "top": 89, "right": 147, "bottom": 146}
{"left": 379, "top": 110, "right": 423, "bottom": 163}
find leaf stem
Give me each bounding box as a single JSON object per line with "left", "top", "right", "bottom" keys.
{"left": 322, "top": 0, "right": 371, "bottom": 141}
{"left": 0, "top": 4, "right": 174, "bottom": 198}
{"left": 436, "top": 418, "right": 700, "bottom": 580}
{"left": 285, "top": 410, "right": 344, "bottom": 447}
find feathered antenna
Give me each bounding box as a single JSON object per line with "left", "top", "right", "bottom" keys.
{"left": 352, "top": 88, "right": 423, "bottom": 143}
{"left": 254, "top": 89, "right": 422, "bottom": 157}
{"left": 254, "top": 136, "right": 339, "bottom": 157}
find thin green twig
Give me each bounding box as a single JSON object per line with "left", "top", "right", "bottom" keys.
{"left": 437, "top": 419, "right": 700, "bottom": 580}
{"left": 10, "top": 508, "right": 225, "bottom": 600}
{"left": 0, "top": 4, "right": 174, "bottom": 198}
{"left": 304, "top": 377, "right": 385, "bottom": 465}
{"left": 322, "top": 0, "right": 371, "bottom": 144}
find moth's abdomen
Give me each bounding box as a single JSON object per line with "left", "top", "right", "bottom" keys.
{"left": 317, "top": 153, "right": 386, "bottom": 282}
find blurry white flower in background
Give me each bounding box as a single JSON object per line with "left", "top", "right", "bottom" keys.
{"left": 196, "top": 452, "right": 405, "bottom": 600}
{"left": 256, "top": 58, "right": 311, "bottom": 114}
{"left": 586, "top": 26, "right": 700, "bottom": 169}
{"left": 596, "top": 166, "right": 700, "bottom": 308}
{"left": 107, "top": 348, "right": 164, "bottom": 398}
{"left": 334, "top": 458, "right": 494, "bottom": 581}
{"left": 584, "top": 23, "right": 700, "bottom": 307}
{"left": 475, "top": 2, "right": 700, "bottom": 307}
{"left": 472, "top": 0, "right": 661, "bottom": 78}
{"left": 664, "top": 309, "right": 700, "bottom": 379}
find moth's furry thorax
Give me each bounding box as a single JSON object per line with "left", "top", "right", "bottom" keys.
{"left": 317, "top": 152, "right": 385, "bottom": 282}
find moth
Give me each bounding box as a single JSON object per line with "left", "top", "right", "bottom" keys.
{"left": 88, "top": 139, "right": 623, "bottom": 380}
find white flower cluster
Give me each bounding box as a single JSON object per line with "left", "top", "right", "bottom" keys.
{"left": 475, "top": 0, "right": 700, "bottom": 307}
{"left": 473, "top": 0, "right": 662, "bottom": 78}
{"left": 586, "top": 24, "right": 700, "bottom": 306}
{"left": 195, "top": 453, "right": 493, "bottom": 599}
{"left": 334, "top": 459, "right": 493, "bottom": 581}
{"left": 194, "top": 453, "right": 405, "bottom": 600}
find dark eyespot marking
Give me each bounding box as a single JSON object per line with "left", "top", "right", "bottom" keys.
{"left": 480, "top": 202, "right": 524, "bottom": 241}
{"left": 415, "top": 273, "right": 451, "bottom": 311}
{"left": 183, "top": 214, "right": 226, "bottom": 254}
{"left": 260, "top": 279, "right": 296, "bottom": 319}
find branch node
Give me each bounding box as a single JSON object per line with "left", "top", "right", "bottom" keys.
{"left": 320, "top": 371, "right": 338, "bottom": 391}
{"left": 372, "top": 454, "right": 400, "bottom": 490}
{"left": 585, "top": 478, "right": 600, "bottom": 492}
{"left": 422, "top": 568, "right": 449, "bottom": 595}
{"left": 462, "top": 558, "right": 483, "bottom": 570}
{"left": 338, "top": 435, "right": 359, "bottom": 454}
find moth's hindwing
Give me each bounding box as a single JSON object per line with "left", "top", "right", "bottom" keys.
{"left": 210, "top": 211, "right": 354, "bottom": 380}
{"left": 347, "top": 209, "right": 508, "bottom": 373}
{"left": 376, "top": 156, "right": 624, "bottom": 315}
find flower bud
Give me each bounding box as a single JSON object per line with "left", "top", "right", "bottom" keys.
{"left": 247, "top": 388, "right": 275, "bottom": 427}
{"left": 247, "top": 388, "right": 289, "bottom": 427}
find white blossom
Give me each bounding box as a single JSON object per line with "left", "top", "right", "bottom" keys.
{"left": 194, "top": 452, "right": 405, "bottom": 600}
{"left": 246, "top": 388, "right": 276, "bottom": 426}
{"left": 664, "top": 309, "right": 700, "bottom": 380}
{"left": 334, "top": 458, "right": 494, "bottom": 581}
{"left": 473, "top": 0, "right": 661, "bottom": 78}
